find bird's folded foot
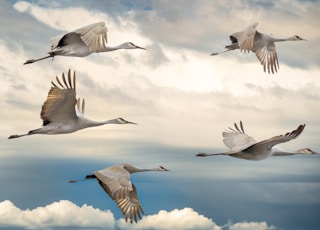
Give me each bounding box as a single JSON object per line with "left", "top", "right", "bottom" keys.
{"left": 196, "top": 152, "right": 208, "bottom": 157}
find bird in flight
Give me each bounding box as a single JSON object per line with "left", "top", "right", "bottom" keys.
{"left": 8, "top": 69, "right": 136, "bottom": 139}
{"left": 211, "top": 22, "right": 306, "bottom": 74}
{"left": 196, "top": 121, "right": 318, "bottom": 161}
{"left": 24, "top": 22, "right": 146, "bottom": 64}
{"left": 69, "top": 163, "right": 169, "bottom": 223}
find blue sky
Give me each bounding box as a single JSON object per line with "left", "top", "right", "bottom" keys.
{"left": 0, "top": 0, "right": 320, "bottom": 229}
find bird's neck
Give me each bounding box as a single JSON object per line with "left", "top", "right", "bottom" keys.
{"left": 100, "top": 43, "right": 128, "bottom": 52}
{"left": 271, "top": 147, "right": 299, "bottom": 156}
{"left": 272, "top": 36, "right": 297, "bottom": 42}
{"left": 78, "top": 117, "right": 121, "bottom": 128}
{"left": 131, "top": 168, "right": 159, "bottom": 174}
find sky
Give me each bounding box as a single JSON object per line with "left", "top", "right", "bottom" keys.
{"left": 0, "top": 0, "right": 320, "bottom": 229}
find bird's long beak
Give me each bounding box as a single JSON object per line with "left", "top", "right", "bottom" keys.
{"left": 308, "top": 149, "right": 319, "bottom": 154}
{"left": 135, "top": 45, "right": 146, "bottom": 50}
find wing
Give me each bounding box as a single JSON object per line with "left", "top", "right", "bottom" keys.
{"left": 222, "top": 121, "right": 257, "bottom": 153}
{"left": 232, "top": 22, "right": 259, "bottom": 52}
{"left": 115, "top": 184, "right": 144, "bottom": 223}
{"left": 255, "top": 42, "right": 279, "bottom": 74}
{"left": 95, "top": 165, "right": 144, "bottom": 223}
{"left": 97, "top": 178, "right": 144, "bottom": 223}
{"left": 40, "top": 70, "right": 77, "bottom": 125}
{"left": 245, "top": 124, "right": 305, "bottom": 152}
{"left": 73, "top": 22, "right": 108, "bottom": 53}
{"left": 95, "top": 165, "right": 132, "bottom": 200}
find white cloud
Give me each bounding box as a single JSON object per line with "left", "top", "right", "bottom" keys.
{"left": 0, "top": 200, "right": 115, "bottom": 229}
{"left": 13, "top": 1, "right": 105, "bottom": 31}
{"left": 13, "top": 1, "right": 148, "bottom": 46}
{"left": 227, "top": 221, "right": 276, "bottom": 230}
{"left": 117, "top": 207, "right": 220, "bottom": 230}
{"left": 0, "top": 200, "right": 277, "bottom": 230}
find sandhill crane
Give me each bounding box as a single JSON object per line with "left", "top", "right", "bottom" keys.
{"left": 24, "top": 22, "right": 145, "bottom": 64}
{"left": 8, "top": 69, "right": 136, "bottom": 139}
{"left": 196, "top": 121, "right": 318, "bottom": 161}
{"left": 69, "top": 163, "right": 169, "bottom": 223}
{"left": 211, "top": 22, "right": 306, "bottom": 74}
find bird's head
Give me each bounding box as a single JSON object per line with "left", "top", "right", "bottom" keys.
{"left": 156, "top": 165, "right": 170, "bottom": 171}
{"left": 116, "top": 118, "right": 137, "bottom": 125}
{"left": 297, "top": 148, "right": 319, "bottom": 155}
{"left": 122, "top": 42, "right": 146, "bottom": 50}
{"left": 293, "top": 35, "right": 307, "bottom": 41}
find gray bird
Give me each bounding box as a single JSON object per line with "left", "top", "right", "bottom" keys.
{"left": 8, "top": 69, "right": 136, "bottom": 139}
{"left": 24, "top": 22, "right": 145, "bottom": 64}
{"left": 69, "top": 163, "right": 169, "bottom": 223}
{"left": 211, "top": 22, "right": 306, "bottom": 74}
{"left": 197, "top": 121, "right": 318, "bottom": 161}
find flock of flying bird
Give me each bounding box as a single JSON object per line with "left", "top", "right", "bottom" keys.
{"left": 8, "top": 21, "right": 317, "bottom": 223}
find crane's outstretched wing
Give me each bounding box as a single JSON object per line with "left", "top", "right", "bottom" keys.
{"left": 74, "top": 22, "right": 108, "bottom": 53}
{"left": 232, "top": 22, "right": 259, "bottom": 52}
{"left": 40, "top": 69, "right": 77, "bottom": 126}
{"left": 50, "top": 22, "right": 108, "bottom": 53}
{"left": 255, "top": 39, "right": 279, "bottom": 74}
{"left": 222, "top": 121, "right": 257, "bottom": 153}
{"left": 245, "top": 124, "right": 305, "bottom": 152}
{"left": 95, "top": 164, "right": 144, "bottom": 223}
{"left": 114, "top": 184, "right": 144, "bottom": 223}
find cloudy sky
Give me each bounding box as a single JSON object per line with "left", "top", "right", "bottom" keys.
{"left": 0, "top": 0, "right": 320, "bottom": 229}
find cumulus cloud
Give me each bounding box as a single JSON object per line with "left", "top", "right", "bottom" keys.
{"left": 0, "top": 200, "right": 277, "bottom": 230}
{"left": 0, "top": 200, "right": 115, "bottom": 229}
{"left": 227, "top": 221, "right": 276, "bottom": 230}
{"left": 118, "top": 207, "right": 220, "bottom": 230}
